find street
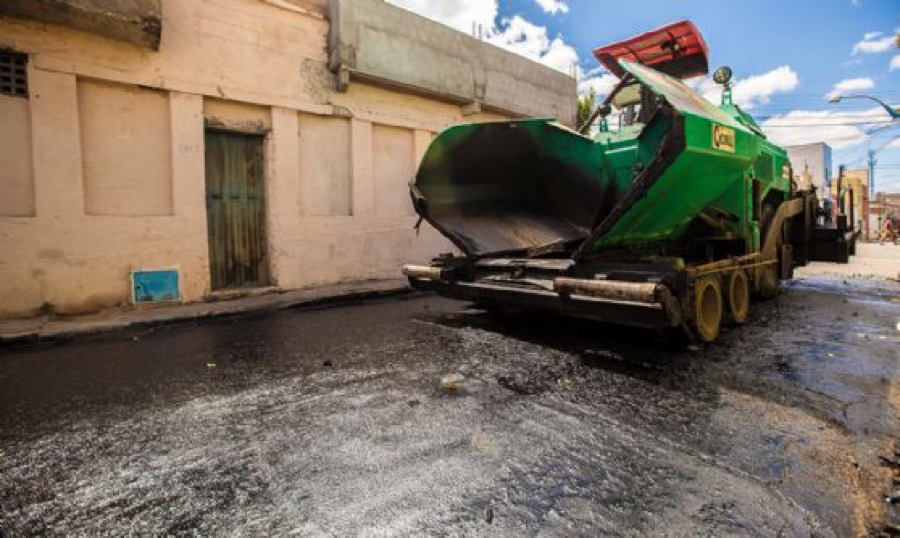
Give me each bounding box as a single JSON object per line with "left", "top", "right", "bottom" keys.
{"left": 1, "top": 1, "right": 899, "bottom": 535}
{"left": 2, "top": 252, "right": 899, "bottom": 536}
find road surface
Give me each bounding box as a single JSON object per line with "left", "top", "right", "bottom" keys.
{"left": 1, "top": 271, "right": 898, "bottom": 535}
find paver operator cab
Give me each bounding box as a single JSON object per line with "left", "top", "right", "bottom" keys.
{"left": 402, "top": 21, "right": 855, "bottom": 343}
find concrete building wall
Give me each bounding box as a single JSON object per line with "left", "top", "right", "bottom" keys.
{"left": 0, "top": 94, "right": 35, "bottom": 217}
{"left": 79, "top": 80, "right": 174, "bottom": 216}
{"left": 836, "top": 168, "right": 871, "bottom": 239}
{"left": 298, "top": 114, "right": 352, "bottom": 217}
{"left": 786, "top": 142, "right": 832, "bottom": 201}
{"left": 373, "top": 124, "right": 416, "bottom": 218}
{"left": 0, "top": 0, "right": 162, "bottom": 49}
{"left": 0, "top": 0, "right": 553, "bottom": 317}
{"left": 329, "top": 0, "right": 577, "bottom": 126}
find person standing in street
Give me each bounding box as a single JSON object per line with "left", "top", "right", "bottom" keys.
{"left": 879, "top": 215, "right": 893, "bottom": 245}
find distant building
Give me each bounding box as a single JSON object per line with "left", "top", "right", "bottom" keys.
{"left": 785, "top": 143, "right": 832, "bottom": 201}
{"left": 871, "top": 191, "right": 900, "bottom": 235}
{"left": 834, "top": 169, "right": 871, "bottom": 239}
{"left": 875, "top": 192, "right": 900, "bottom": 207}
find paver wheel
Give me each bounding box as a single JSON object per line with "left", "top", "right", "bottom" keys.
{"left": 727, "top": 270, "right": 750, "bottom": 324}
{"left": 694, "top": 278, "right": 723, "bottom": 343}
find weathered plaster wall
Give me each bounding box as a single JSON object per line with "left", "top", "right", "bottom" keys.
{"left": 0, "top": 71, "right": 208, "bottom": 315}
{"left": 0, "top": 94, "right": 34, "bottom": 217}
{"left": 298, "top": 114, "right": 352, "bottom": 217}
{"left": 0, "top": 0, "right": 162, "bottom": 49}
{"left": 0, "top": 0, "right": 540, "bottom": 316}
{"left": 204, "top": 98, "right": 272, "bottom": 133}
{"left": 79, "top": 80, "right": 173, "bottom": 216}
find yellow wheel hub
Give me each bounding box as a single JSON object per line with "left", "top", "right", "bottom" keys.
{"left": 694, "top": 278, "right": 723, "bottom": 343}
{"left": 727, "top": 270, "right": 750, "bottom": 324}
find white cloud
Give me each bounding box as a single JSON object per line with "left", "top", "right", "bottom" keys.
{"left": 761, "top": 107, "right": 890, "bottom": 149}
{"left": 386, "top": 1, "right": 577, "bottom": 74}
{"left": 385, "top": 0, "right": 497, "bottom": 34}
{"left": 578, "top": 71, "right": 618, "bottom": 98}
{"left": 731, "top": 66, "right": 800, "bottom": 108}
{"left": 833, "top": 77, "right": 875, "bottom": 92}
{"left": 486, "top": 15, "right": 578, "bottom": 73}
{"left": 827, "top": 77, "right": 876, "bottom": 100}
{"left": 534, "top": 0, "right": 568, "bottom": 14}
{"left": 891, "top": 55, "right": 900, "bottom": 70}
{"left": 690, "top": 66, "right": 799, "bottom": 110}
{"left": 852, "top": 32, "right": 895, "bottom": 54}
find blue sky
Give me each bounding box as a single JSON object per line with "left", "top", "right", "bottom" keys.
{"left": 389, "top": 0, "right": 900, "bottom": 191}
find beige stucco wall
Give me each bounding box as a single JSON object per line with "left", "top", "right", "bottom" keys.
{"left": 0, "top": 94, "right": 34, "bottom": 217}
{"left": 298, "top": 114, "right": 352, "bottom": 217}
{"left": 0, "top": 0, "right": 514, "bottom": 317}
{"left": 79, "top": 79, "right": 174, "bottom": 216}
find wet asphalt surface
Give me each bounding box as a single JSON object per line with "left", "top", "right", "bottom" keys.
{"left": 1, "top": 276, "right": 899, "bottom": 536}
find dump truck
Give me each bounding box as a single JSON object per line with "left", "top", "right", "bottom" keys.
{"left": 402, "top": 21, "right": 855, "bottom": 343}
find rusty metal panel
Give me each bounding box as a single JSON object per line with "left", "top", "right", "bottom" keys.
{"left": 205, "top": 131, "right": 268, "bottom": 290}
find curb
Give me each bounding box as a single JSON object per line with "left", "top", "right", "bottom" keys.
{"left": 0, "top": 281, "right": 416, "bottom": 346}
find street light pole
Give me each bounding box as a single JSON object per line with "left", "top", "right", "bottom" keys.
{"left": 827, "top": 93, "right": 900, "bottom": 120}
{"left": 827, "top": 93, "right": 900, "bottom": 201}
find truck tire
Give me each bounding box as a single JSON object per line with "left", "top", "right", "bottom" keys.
{"left": 727, "top": 270, "right": 749, "bottom": 324}
{"left": 694, "top": 278, "right": 723, "bottom": 343}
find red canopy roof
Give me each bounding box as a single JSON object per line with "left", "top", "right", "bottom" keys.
{"left": 593, "top": 20, "right": 709, "bottom": 80}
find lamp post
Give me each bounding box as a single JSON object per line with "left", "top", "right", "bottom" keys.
{"left": 827, "top": 93, "right": 900, "bottom": 202}
{"left": 826, "top": 93, "right": 900, "bottom": 120}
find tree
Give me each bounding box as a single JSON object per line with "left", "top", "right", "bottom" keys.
{"left": 576, "top": 88, "right": 596, "bottom": 131}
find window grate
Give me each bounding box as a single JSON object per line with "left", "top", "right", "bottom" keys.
{"left": 0, "top": 51, "right": 28, "bottom": 98}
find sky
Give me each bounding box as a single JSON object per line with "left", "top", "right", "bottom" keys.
{"left": 387, "top": 0, "right": 900, "bottom": 192}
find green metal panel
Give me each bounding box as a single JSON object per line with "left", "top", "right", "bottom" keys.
{"left": 411, "top": 59, "right": 794, "bottom": 260}
{"left": 413, "top": 119, "right": 608, "bottom": 257}
{"left": 205, "top": 131, "right": 268, "bottom": 290}
{"left": 585, "top": 62, "right": 761, "bottom": 250}
{"left": 592, "top": 113, "right": 760, "bottom": 249}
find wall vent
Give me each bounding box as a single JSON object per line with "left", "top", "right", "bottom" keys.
{"left": 0, "top": 51, "right": 28, "bottom": 98}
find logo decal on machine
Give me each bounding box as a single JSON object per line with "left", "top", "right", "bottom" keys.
{"left": 712, "top": 124, "right": 736, "bottom": 153}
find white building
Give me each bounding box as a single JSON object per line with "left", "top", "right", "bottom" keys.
{"left": 785, "top": 142, "right": 832, "bottom": 201}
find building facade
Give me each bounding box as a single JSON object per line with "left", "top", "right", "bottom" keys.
{"left": 870, "top": 191, "right": 899, "bottom": 238}
{"left": 835, "top": 168, "right": 870, "bottom": 239}
{"left": 785, "top": 142, "right": 831, "bottom": 202}
{"left": 0, "top": 0, "right": 575, "bottom": 317}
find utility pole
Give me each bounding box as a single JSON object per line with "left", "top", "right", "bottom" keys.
{"left": 867, "top": 149, "right": 876, "bottom": 199}
{"left": 837, "top": 164, "right": 845, "bottom": 220}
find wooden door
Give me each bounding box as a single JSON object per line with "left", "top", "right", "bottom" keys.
{"left": 204, "top": 131, "right": 268, "bottom": 290}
